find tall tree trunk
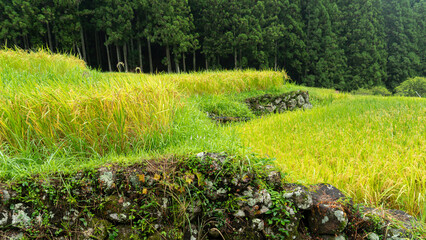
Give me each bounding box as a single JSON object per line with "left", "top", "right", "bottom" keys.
{"left": 166, "top": 44, "right": 172, "bottom": 73}
{"left": 116, "top": 44, "right": 121, "bottom": 65}
{"left": 76, "top": 44, "right": 83, "bottom": 59}
{"left": 147, "top": 37, "right": 153, "bottom": 73}
{"left": 193, "top": 51, "right": 196, "bottom": 71}
{"left": 123, "top": 43, "right": 128, "bottom": 72}
{"left": 205, "top": 56, "right": 209, "bottom": 70}
{"left": 95, "top": 31, "right": 102, "bottom": 68}
{"left": 217, "top": 55, "right": 220, "bottom": 68}
{"left": 234, "top": 48, "right": 238, "bottom": 69}
{"left": 55, "top": 34, "right": 58, "bottom": 52}
{"left": 138, "top": 39, "right": 143, "bottom": 73}
{"left": 174, "top": 52, "right": 180, "bottom": 73}
{"left": 105, "top": 35, "right": 112, "bottom": 71}
{"left": 274, "top": 42, "right": 278, "bottom": 71}
{"left": 130, "top": 38, "right": 134, "bottom": 70}
{"left": 47, "top": 22, "right": 53, "bottom": 52}
{"left": 80, "top": 27, "right": 87, "bottom": 62}
{"left": 182, "top": 53, "right": 186, "bottom": 72}
{"left": 239, "top": 48, "right": 242, "bottom": 68}
{"left": 23, "top": 35, "right": 29, "bottom": 49}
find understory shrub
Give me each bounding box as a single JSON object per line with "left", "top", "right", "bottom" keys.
{"left": 394, "top": 76, "right": 426, "bottom": 97}
{"left": 352, "top": 86, "right": 391, "bottom": 96}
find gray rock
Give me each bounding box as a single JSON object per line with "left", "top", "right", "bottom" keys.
{"left": 109, "top": 213, "right": 128, "bottom": 223}
{"left": 11, "top": 203, "right": 31, "bottom": 227}
{"left": 308, "top": 204, "right": 348, "bottom": 235}
{"left": 307, "top": 184, "right": 350, "bottom": 235}
{"left": 187, "top": 224, "right": 199, "bottom": 240}
{"left": 99, "top": 171, "right": 115, "bottom": 190}
{"left": 288, "top": 99, "right": 297, "bottom": 110}
{"left": 1, "top": 190, "right": 11, "bottom": 203}
{"left": 303, "top": 103, "right": 313, "bottom": 109}
{"left": 0, "top": 210, "right": 8, "bottom": 227}
{"left": 296, "top": 95, "right": 305, "bottom": 106}
{"left": 265, "top": 104, "right": 276, "bottom": 113}
{"left": 267, "top": 171, "right": 282, "bottom": 187}
{"left": 234, "top": 209, "right": 245, "bottom": 217}
{"left": 367, "top": 232, "right": 380, "bottom": 240}
{"left": 101, "top": 195, "right": 132, "bottom": 223}
{"left": 283, "top": 184, "right": 313, "bottom": 210}
{"left": 319, "top": 234, "right": 347, "bottom": 240}
{"left": 278, "top": 103, "right": 287, "bottom": 113}
{"left": 8, "top": 232, "right": 25, "bottom": 240}
{"left": 252, "top": 218, "right": 264, "bottom": 231}
{"left": 274, "top": 98, "right": 282, "bottom": 104}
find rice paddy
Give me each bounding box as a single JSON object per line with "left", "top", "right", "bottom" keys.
{"left": 1, "top": 49, "right": 425, "bottom": 223}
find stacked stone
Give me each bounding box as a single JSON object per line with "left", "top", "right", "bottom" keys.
{"left": 245, "top": 90, "right": 313, "bottom": 115}
{"left": 0, "top": 153, "right": 419, "bottom": 240}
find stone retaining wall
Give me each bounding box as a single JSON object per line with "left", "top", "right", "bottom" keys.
{"left": 0, "top": 153, "right": 421, "bottom": 239}
{"left": 245, "top": 90, "right": 313, "bottom": 115}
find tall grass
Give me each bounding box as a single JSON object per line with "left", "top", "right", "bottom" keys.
{"left": 0, "top": 49, "right": 181, "bottom": 158}
{"left": 106, "top": 69, "right": 286, "bottom": 95}
{"left": 239, "top": 96, "right": 426, "bottom": 219}
{"left": 0, "top": 49, "right": 286, "bottom": 176}
{"left": 3, "top": 49, "right": 424, "bottom": 223}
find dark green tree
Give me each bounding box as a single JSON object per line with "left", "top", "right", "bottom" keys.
{"left": 277, "top": 0, "right": 306, "bottom": 81}
{"left": 303, "top": 0, "right": 346, "bottom": 88}
{"left": 383, "top": 0, "right": 420, "bottom": 88}
{"left": 337, "top": 0, "right": 387, "bottom": 90}
{"left": 413, "top": 0, "right": 425, "bottom": 76}
{"left": 147, "top": 0, "right": 193, "bottom": 73}
{"left": 95, "top": 0, "right": 134, "bottom": 72}
{"left": 52, "top": 0, "right": 81, "bottom": 53}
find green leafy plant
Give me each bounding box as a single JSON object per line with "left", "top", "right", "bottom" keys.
{"left": 394, "top": 76, "right": 426, "bottom": 97}
{"left": 352, "top": 86, "right": 391, "bottom": 96}
{"left": 266, "top": 189, "right": 295, "bottom": 239}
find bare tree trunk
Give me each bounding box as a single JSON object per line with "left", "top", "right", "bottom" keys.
{"left": 174, "top": 52, "right": 180, "bottom": 73}
{"left": 274, "top": 42, "right": 278, "bottom": 71}
{"left": 130, "top": 38, "right": 134, "bottom": 70}
{"left": 105, "top": 35, "right": 112, "bottom": 71}
{"left": 234, "top": 48, "right": 238, "bottom": 69}
{"left": 147, "top": 37, "right": 153, "bottom": 73}
{"left": 217, "top": 55, "right": 220, "bottom": 69}
{"left": 205, "top": 56, "right": 209, "bottom": 70}
{"left": 182, "top": 53, "right": 186, "bottom": 72}
{"left": 123, "top": 43, "right": 128, "bottom": 72}
{"left": 95, "top": 31, "right": 102, "bottom": 68}
{"left": 76, "top": 44, "right": 83, "bottom": 59}
{"left": 138, "top": 39, "right": 143, "bottom": 72}
{"left": 239, "top": 48, "right": 242, "bottom": 68}
{"left": 193, "top": 51, "right": 196, "bottom": 71}
{"left": 55, "top": 34, "right": 58, "bottom": 52}
{"left": 23, "top": 35, "right": 29, "bottom": 49}
{"left": 47, "top": 22, "right": 53, "bottom": 52}
{"left": 116, "top": 44, "right": 121, "bottom": 63}
{"left": 79, "top": 27, "right": 87, "bottom": 62}
{"left": 166, "top": 44, "right": 172, "bottom": 73}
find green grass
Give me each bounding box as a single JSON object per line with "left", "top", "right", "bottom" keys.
{"left": 0, "top": 49, "right": 285, "bottom": 179}
{"left": 1, "top": 49, "right": 425, "bottom": 224}
{"left": 239, "top": 96, "right": 426, "bottom": 219}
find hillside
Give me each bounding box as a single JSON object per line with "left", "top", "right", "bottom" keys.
{"left": 0, "top": 50, "right": 425, "bottom": 239}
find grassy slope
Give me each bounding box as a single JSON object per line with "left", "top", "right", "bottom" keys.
{"left": 239, "top": 96, "right": 426, "bottom": 219}
{"left": 0, "top": 49, "right": 283, "bottom": 179}
{"left": 1, "top": 49, "right": 425, "bottom": 222}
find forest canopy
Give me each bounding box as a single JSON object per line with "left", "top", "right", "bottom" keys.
{"left": 0, "top": 0, "right": 424, "bottom": 91}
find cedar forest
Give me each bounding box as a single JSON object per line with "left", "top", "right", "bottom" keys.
{"left": 0, "top": 0, "right": 424, "bottom": 91}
